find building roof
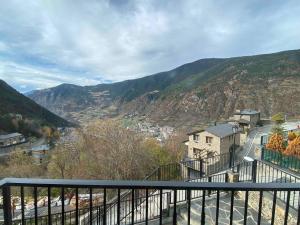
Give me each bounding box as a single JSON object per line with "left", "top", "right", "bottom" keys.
{"left": 205, "top": 123, "right": 240, "bottom": 138}
{"left": 31, "top": 144, "right": 50, "bottom": 151}
{"left": 187, "top": 129, "right": 204, "bottom": 135}
{"left": 0, "top": 133, "right": 23, "bottom": 140}
{"left": 234, "top": 109, "right": 260, "bottom": 115}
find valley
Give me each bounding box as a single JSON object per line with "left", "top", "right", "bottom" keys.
{"left": 28, "top": 49, "right": 300, "bottom": 130}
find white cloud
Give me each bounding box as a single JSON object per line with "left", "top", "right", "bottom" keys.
{"left": 0, "top": 0, "right": 300, "bottom": 91}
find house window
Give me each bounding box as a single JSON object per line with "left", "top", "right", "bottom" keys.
{"left": 193, "top": 148, "right": 200, "bottom": 154}
{"left": 193, "top": 148, "right": 201, "bottom": 158}
{"left": 193, "top": 134, "right": 199, "bottom": 141}
{"left": 206, "top": 136, "right": 213, "bottom": 144}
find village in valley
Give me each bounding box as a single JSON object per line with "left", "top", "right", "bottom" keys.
{"left": 2, "top": 1, "right": 300, "bottom": 224}
{"left": 1, "top": 107, "right": 299, "bottom": 220}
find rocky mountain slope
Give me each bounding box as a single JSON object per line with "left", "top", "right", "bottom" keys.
{"left": 0, "top": 80, "right": 72, "bottom": 130}
{"left": 28, "top": 49, "right": 300, "bottom": 128}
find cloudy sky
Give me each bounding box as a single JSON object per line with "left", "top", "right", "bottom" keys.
{"left": 0, "top": 0, "right": 300, "bottom": 92}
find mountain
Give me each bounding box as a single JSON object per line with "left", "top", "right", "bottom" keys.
{"left": 0, "top": 80, "right": 72, "bottom": 132}
{"left": 28, "top": 49, "right": 300, "bottom": 128}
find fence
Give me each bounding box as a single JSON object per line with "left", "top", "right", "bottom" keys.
{"left": 2, "top": 154, "right": 300, "bottom": 225}
{"left": 262, "top": 147, "right": 300, "bottom": 173}
{"left": 236, "top": 159, "right": 300, "bottom": 210}
{"left": 1, "top": 178, "right": 299, "bottom": 225}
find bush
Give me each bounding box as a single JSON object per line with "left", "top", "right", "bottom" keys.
{"left": 284, "top": 136, "right": 300, "bottom": 158}
{"left": 271, "top": 113, "right": 285, "bottom": 124}
{"left": 288, "top": 131, "right": 297, "bottom": 141}
{"left": 266, "top": 133, "right": 285, "bottom": 152}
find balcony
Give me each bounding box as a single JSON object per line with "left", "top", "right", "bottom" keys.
{"left": 0, "top": 157, "right": 299, "bottom": 225}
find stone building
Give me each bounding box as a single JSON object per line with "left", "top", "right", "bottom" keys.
{"left": 229, "top": 109, "right": 261, "bottom": 129}
{"left": 186, "top": 123, "right": 240, "bottom": 159}
{"left": 29, "top": 144, "right": 50, "bottom": 164}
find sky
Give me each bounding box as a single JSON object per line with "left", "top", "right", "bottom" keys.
{"left": 0, "top": 0, "right": 300, "bottom": 92}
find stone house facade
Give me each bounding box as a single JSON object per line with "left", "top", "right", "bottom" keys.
{"left": 229, "top": 109, "right": 261, "bottom": 129}
{"left": 186, "top": 123, "right": 241, "bottom": 159}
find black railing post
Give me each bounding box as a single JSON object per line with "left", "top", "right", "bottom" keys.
{"left": 48, "top": 187, "right": 52, "bottom": 225}
{"left": 229, "top": 149, "right": 233, "bottom": 168}
{"left": 187, "top": 189, "right": 191, "bottom": 225}
{"left": 200, "top": 159, "right": 204, "bottom": 177}
{"left": 261, "top": 147, "right": 265, "bottom": 161}
{"left": 173, "top": 190, "right": 177, "bottom": 225}
{"left": 3, "top": 185, "right": 12, "bottom": 225}
{"left": 225, "top": 173, "right": 229, "bottom": 183}
{"left": 208, "top": 177, "right": 212, "bottom": 196}
{"left": 201, "top": 190, "right": 206, "bottom": 225}
{"left": 167, "top": 193, "right": 171, "bottom": 217}
{"left": 252, "top": 160, "right": 258, "bottom": 183}
{"left": 158, "top": 167, "right": 161, "bottom": 181}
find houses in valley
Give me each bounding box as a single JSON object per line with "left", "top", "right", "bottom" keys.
{"left": 0, "top": 133, "right": 26, "bottom": 147}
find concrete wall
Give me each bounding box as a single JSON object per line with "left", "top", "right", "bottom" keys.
{"left": 219, "top": 133, "right": 240, "bottom": 154}
{"left": 240, "top": 132, "right": 247, "bottom": 145}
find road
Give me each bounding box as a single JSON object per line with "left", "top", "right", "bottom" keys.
{"left": 238, "top": 121, "right": 300, "bottom": 161}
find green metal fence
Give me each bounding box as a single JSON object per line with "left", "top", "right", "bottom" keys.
{"left": 262, "top": 147, "right": 300, "bottom": 173}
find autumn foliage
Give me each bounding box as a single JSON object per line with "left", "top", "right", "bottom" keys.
{"left": 266, "top": 133, "right": 285, "bottom": 152}
{"left": 284, "top": 135, "right": 300, "bottom": 158}
{"left": 267, "top": 131, "right": 300, "bottom": 158}
{"left": 288, "top": 132, "right": 297, "bottom": 141}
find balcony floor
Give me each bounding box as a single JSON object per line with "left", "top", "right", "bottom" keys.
{"left": 177, "top": 192, "right": 270, "bottom": 225}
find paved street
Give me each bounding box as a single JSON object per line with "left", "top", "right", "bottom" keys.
{"left": 237, "top": 121, "right": 300, "bottom": 161}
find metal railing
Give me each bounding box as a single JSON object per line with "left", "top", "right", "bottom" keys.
{"left": 1, "top": 152, "right": 300, "bottom": 225}
{"left": 236, "top": 159, "right": 300, "bottom": 209}
{"left": 0, "top": 178, "right": 299, "bottom": 225}
{"left": 180, "top": 152, "right": 231, "bottom": 179}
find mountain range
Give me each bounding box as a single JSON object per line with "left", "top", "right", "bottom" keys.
{"left": 0, "top": 80, "right": 71, "bottom": 133}
{"left": 28, "top": 49, "right": 300, "bottom": 128}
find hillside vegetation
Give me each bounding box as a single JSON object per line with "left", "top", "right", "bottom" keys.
{"left": 28, "top": 49, "right": 300, "bottom": 128}
{"left": 0, "top": 80, "right": 72, "bottom": 135}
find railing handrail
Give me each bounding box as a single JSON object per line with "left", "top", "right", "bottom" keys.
{"left": 256, "top": 159, "right": 300, "bottom": 179}
{"left": 1, "top": 178, "right": 299, "bottom": 191}
{"left": 182, "top": 151, "right": 230, "bottom": 163}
